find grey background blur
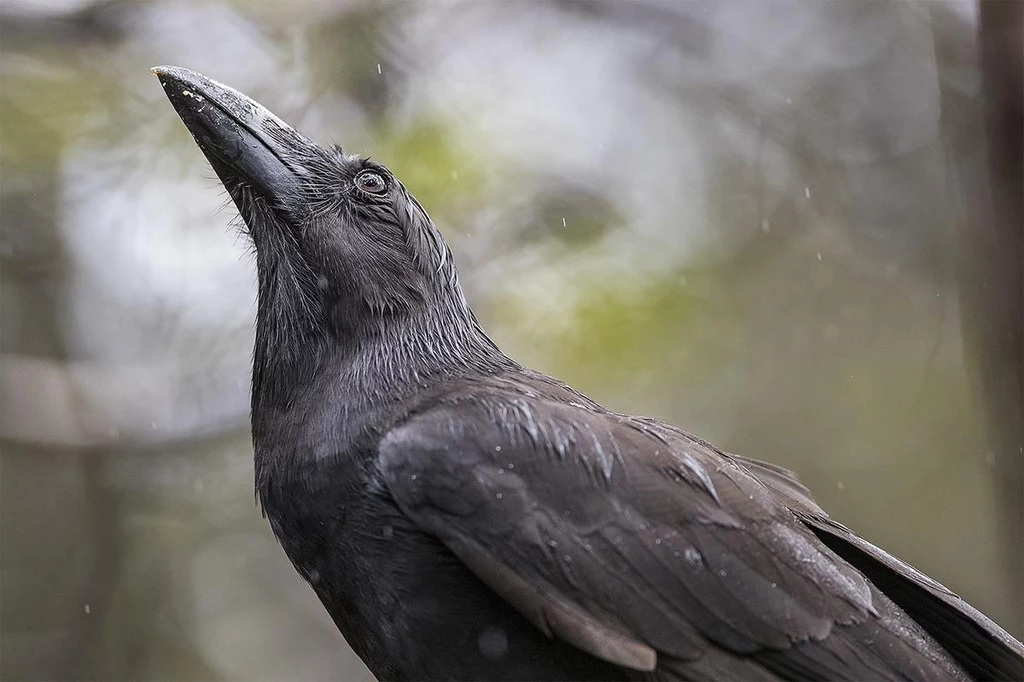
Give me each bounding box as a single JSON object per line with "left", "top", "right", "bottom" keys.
{"left": 1, "top": 1, "right": 1020, "bottom": 680}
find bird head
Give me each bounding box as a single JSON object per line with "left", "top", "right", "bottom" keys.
{"left": 152, "top": 66, "right": 464, "bottom": 348}
{"left": 153, "top": 66, "right": 504, "bottom": 408}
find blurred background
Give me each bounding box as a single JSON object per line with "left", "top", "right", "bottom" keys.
{"left": 1, "top": 1, "right": 1020, "bottom": 680}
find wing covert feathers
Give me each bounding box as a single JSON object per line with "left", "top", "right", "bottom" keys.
{"left": 379, "top": 385, "right": 1022, "bottom": 680}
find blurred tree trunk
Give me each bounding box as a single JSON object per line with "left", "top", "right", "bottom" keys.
{"left": 957, "top": 0, "right": 1023, "bottom": 635}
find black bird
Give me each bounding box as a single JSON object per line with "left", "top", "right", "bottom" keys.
{"left": 153, "top": 66, "right": 1023, "bottom": 681}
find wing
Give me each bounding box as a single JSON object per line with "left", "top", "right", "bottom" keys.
{"left": 798, "top": 515, "right": 1024, "bottom": 681}
{"left": 729, "top": 453, "right": 1023, "bottom": 680}
{"left": 719, "top": 449, "right": 1024, "bottom": 680}
{"left": 378, "top": 390, "right": 1001, "bottom": 680}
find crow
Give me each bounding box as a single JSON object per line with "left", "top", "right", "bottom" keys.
{"left": 153, "top": 66, "right": 1024, "bottom": 681}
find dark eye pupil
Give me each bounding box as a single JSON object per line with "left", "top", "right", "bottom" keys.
{"left": 357, "top": 172, "right": 385, "bottom": 193}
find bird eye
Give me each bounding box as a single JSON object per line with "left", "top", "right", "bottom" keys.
{"left": 354, "top": 171, "right": 387, "bottom": 195}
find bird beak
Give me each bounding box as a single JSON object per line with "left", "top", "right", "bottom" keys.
{"left": 151, "top": 65, "right": 308, "bottom": 208}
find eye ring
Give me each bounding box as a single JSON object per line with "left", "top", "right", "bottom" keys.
{"left": 354, "top": 170, "right": 388, "bottom": 195}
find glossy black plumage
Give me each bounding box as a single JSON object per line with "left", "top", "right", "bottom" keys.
{"left": 153, "top": 66, "right": 1024, "bottom": 682}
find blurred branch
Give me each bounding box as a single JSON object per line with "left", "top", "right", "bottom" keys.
{"left": 0, "top": 354, "right": 248, "bottom": 448}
